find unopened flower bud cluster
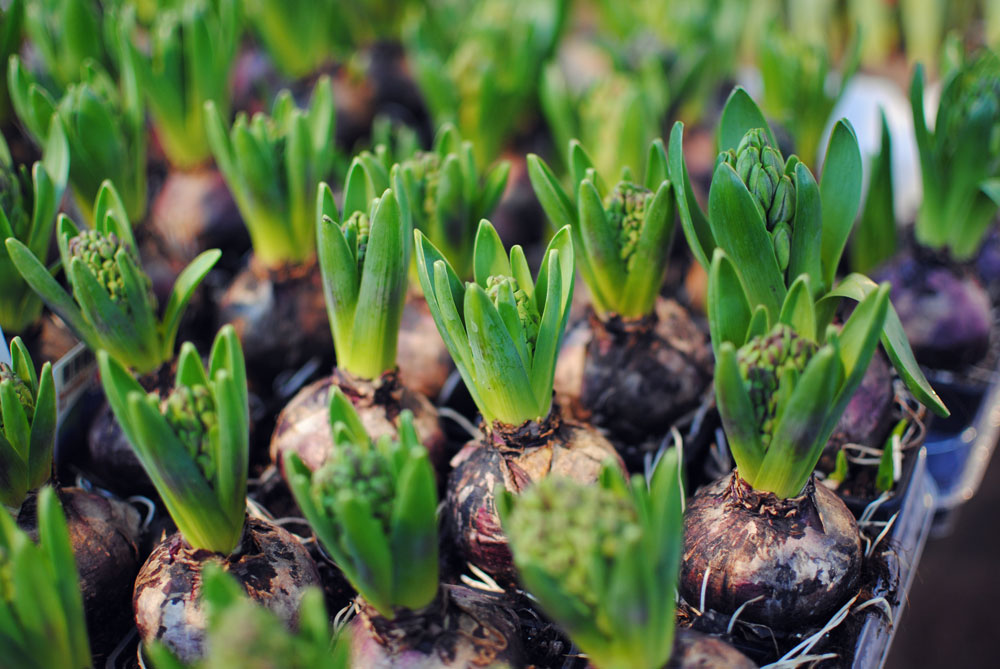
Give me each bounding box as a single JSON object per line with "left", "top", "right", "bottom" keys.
{"left": 604, "top": 182, "right": 653, "bottom": 273}
{"left": 487, "top": 274, "right": 540, "bottom": 352}
{"left": 313, "top": 443, "right": 395, "bottom": 535}
{"left": 0, "top": 363, "right": 35, "bottom": 429}
{"left": 160, "top": 385, "right": 218, "bottom": 484}
{"left": 737, "top": 324, "right": 818, "bottom": 447}
{"left": 720, "top": 129, "right": 795, "bottom": 271}
{"left": 507, "top": 477, "right": 641, "bottom": 612}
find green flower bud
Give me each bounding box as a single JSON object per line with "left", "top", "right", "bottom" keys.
{"left": 721, "top": 129, "right": 796, "bottom": 232}
{"left": 342, "top": 210, "right": 371, "bottom": 270}
{"left": 311, "top": 444, "right": 395, "bottom": 536}
{"left": 0, "top": 362, "right": 35, "bottom": 429}
{"left": 604, "top": 182, "right": 654, "bottom": 273}
{"left": 736, "top": 324, "right": 818, "bottom": 447}
{"left": 940, "top": 52, "right": 1000, "bottom": 158}
{"left": 406, "top": 151, "right": 442, "bottom": 227}
{"left": 486, "top": 274, "right": 540, "bottom": 352}
{"left": 506, "top": 477, "right": 641, "bottom": 612}
{"left": 67, "top": 230, "right": 149, "bottom": 307}
{"left": 161, "top": 385, "right": 218, "bottom": 484}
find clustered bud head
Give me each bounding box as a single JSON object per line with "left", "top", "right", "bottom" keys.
{"left": 737, "top": 324, "right": 818, "bottom": 447}
{"left": 604, "top": 182, "right": 653, "bottom": 273}
{"left": 341, "top": 210, "right": 371, "bottom": 271}
{"left": 407, "top": 151, "right": 442, "bottom": 226}
{"left": 720, "top": 128, "right": 795, "bottom": 270}
{"left": 505, "top": 477, "right": 641, "bottom": 612}
{"left": 940, "top": 53, "right": 1000, "bottom": 158}
{"left": 67, "top": 229, "right": 145, "bottom": 307}
{"left": 312, "top": 444, "right": 395, "bottom": 536}
{"left": 486, "top": 274, "right": 540, "bottom": 352}
{"left": 160, "top": 385, "right": 218, "bottom": 485}
{"left": 0, "top": 363, "right": 35, "bottom": 429}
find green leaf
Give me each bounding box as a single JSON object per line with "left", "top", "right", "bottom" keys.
{"left": 578, "top": 179, "right": 627, "bottom": 308}
{"left": 819, "top": 120, "right": 863, "bottom": 289}
{"left": 347, "top": 190, "right": 408, "bottom": 379}
{"left": 26, "top": 363, "right": 56, "bottom": 489}
{"left": 213, "top": 370, "right": 249, "bottom": 526}
{"left": 336, "top": 493, "right": 394, "bottom": 617}
{"left": 127, "top": 391, "right": 240, "bottom": 552}
{"left": 788, "top": 161, "right": 824, "bottom": 295}
{"left": 620, "top": 180, "right": 676, "bottom": 317}
{"left": 175, "top": 343, "right": 209, "bottom": 389}
{"left": 667, "top": 122, "right": 714, "bottom": 270}
{"left": 850, "top": 110, "right": 897, "bottom": 274}
{"left": 707, "top": 249, "right": 751, "bottom": 352}
{"left": 0, "top": 432, "right": 28, "bottom": 508}
{"left": 328, "top": 388, "right": 369, "bottom": 448}
{"left": 472, "top": 219, "right": 511, "bottom": 287}
{"left": 1, "top": 381, "right": 30, "bottom": 460}
{"left": 464, "top": 283, "right": 538, "bottom": 424}
{"left": 824, "top": 273, "right": 948, "bottom": 416}
{"left": 644, "top": 139, "right": 669, "bottom": 190}
{"left": 159, "top": 249, "right": 222, "bottom": 360}
{"left": 389, "top": 446, "right": 439, "bottom": 611}
{"left": 778, "top": 275, "right": 817, "bottom": 342}
{"left": 527, "top": 153, "right": 575, "bottom": 232}
{"left": 36, "top": 487, "right": 91, "bottom": 665}
{"left": 755, "top": 347, "right": 844, "bottom": 497}
{"left": 708, "top": 162, "right": 786, "bottom": 318}
{"left": 715, "top": 343, "right": 765, "bottom": 482}
{"left": 5, "top": 238, "right": 97, "bottom": 347}
{"left": 719, "top": 87, "right": 777, "bottom": 152}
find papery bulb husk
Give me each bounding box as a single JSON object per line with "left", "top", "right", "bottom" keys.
{"left": 148, "top": 168, "right": 249, "bottom": 272}
{"left": 217, "top": 257, "right": 333, "bottom": 393}
{"left": 555, "top": 297, "right": 712, "bottom": 450}
{"left": 270, "top": 368, "right": 448, "bottom": 480}
{"left": 133, "top": 516, "right": 321, "bottom": 664}
{"left": 876, "top": 253, "right": 992, "bottom": 370}
{"left": 666, "top": 628, "right": 758, "bottom": 669}
{"left": 18, "top": 487, "right": 142, "bottom": 658}
{"left": 445, "top": 410, "right": 624, "bottom": 583}
{"left": 397, "top": 294, "right": 454, "bottom": 401}
{"left": 350, "top": 585, "right": 522, "bottom": 668}
{"left": 680, "top": 472, "right": 862, "bottom": 629}
{"left": 84, "top": 362, "right": 177, "bottom": 496}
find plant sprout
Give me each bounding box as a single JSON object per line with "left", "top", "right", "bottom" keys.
{"left": 128, "top": 0, "right": 241, "bottom": 169}
{"left": 0, "top": 337, "right": 56, "bottom": 509}
{"left": 98, "top": 326, "right": 248, "bottom": 554}
{"left": 911, "top": 49, "right": 1000, "bottom": 260}
{"left": 529, "top": 138, "right": 675, "bottom": 320}
{"left": 498, "top": 450, "right": 683, "bottom": 669}
{"left": 285, "top": 388, "right": 438, "bottom": 619}
{"left": 6, "top": 181, "right": 220, "bottom": 375}
{"left": 0, "top": 117, "right": 68, "bottom": 334}
{"left": 415, "top": 220, "right": 574, "bottom": 427}
{"left": 758, "top": 26, "right": 859, "bottom": 167}
{"left": 8, "top": 54, "right": 147, "bottom": 223}
{"left": 709, "top": 249, "right": 892, "bottom": 498}
{"left": 539, "top": 64, "right": 667, "bottom": 184}
{"left": 393, "top": 124, "right": 509, "bottom": 280}
{"left": 205, "top": 77, "right": 340, "bottom": 268}
{"left": 668, "top": 86, "right": 948, "bottom": 418}
{"left": 317, "top": 160, "right": 408, "bottom": 381}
